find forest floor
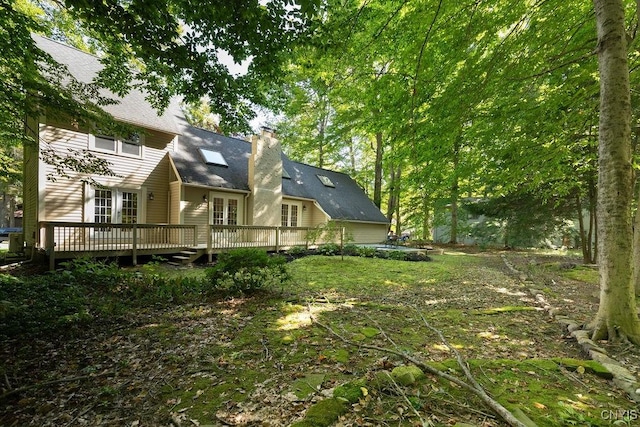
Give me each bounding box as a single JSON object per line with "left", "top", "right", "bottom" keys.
{"left": 1, "top": 248, "right": 639, "bottom": 426}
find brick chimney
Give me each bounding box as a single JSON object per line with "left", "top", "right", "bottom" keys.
{"left": 247, "top": 127, "right": 282, "bottom": 226}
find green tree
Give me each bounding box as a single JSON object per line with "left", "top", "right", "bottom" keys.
{"left": 590, "top": 0, "right": 640, "bottom": 343}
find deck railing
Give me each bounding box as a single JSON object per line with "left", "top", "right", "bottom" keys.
{"left": 39, "top": 222, "right": 346, "bottom": 268}
{"left": 40, "top": 222, "right": 198, "bottom": 269}
{"left": 206, "top": 225, "right": 341, "bottom": 262}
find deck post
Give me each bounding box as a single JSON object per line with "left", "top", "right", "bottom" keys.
{"left": 207, "top": 225, "right": 213, "bottom": 263}
{"left": 275, "top": 227, "right": 280, "bottom": 252}
{"left": 132, "top": 224, "right": 138, "bottom": 265}
{"left": 46, "top": 223, "right": 55, "bottom": 271}
{"left": 193, "top": 225, "right": 198, "bottom": 247}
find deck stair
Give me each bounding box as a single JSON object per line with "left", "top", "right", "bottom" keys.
{"left": 170, "top": 248, "right": 205, "bottom": 265}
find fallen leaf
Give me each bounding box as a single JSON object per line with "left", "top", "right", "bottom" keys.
{"left": 534, "top": 402, "right": 547, "bottom": 410}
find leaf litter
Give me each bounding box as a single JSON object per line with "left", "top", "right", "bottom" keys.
{"left": 1, "top": 250, "right": 638, "bottom": 426}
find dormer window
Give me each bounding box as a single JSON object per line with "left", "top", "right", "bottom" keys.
{"left": 199, "top": 148, "right": 228, "bottom": 167}
{"left": 317, "top": 174, "right": 335, "bottom": 187}
{"left": 89, "top": 133, "right": 143, "bottom": 158}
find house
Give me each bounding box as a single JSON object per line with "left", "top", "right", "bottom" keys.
{"left": 23, "top": 36, "right": 388, "bottom": 266}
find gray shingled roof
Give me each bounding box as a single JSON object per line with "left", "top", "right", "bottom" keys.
{"left": 172, "top": 123, "right": 388, "bottom": 224}
{"left": 172, "top": 120, "right": 251, "bottom": 191}
{"left": 34, "top": 35, "right": 182, "bottom": 135}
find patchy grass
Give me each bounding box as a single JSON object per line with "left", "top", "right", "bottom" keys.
{"left": 1, "top": 253, "right": 636, "bottom": 426}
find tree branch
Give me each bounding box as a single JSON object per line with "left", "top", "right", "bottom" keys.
{"left": 310, "top": 312, "right": 530, "bottom": 427}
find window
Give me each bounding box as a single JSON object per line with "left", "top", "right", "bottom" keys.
{"left": 317, "top": 174, "right": 335, "bottom": 187}
{"left": 199, "top": 148, "right": 228, "bottom": 167}
{"left": 89, "top": 133, "right": 143, "bottom": 158}
{"left": 281, "top": 203, "right": 301, "bottom": 227}
{"left": 212, "top": 197, "right": 225, "bottom": 225}
{"left": 281, "top": 205, "right": 289, "bottom": 227}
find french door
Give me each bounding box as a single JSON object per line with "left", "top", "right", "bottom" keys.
{"left": 94, "top": 188, "right": 140, "bottom": 238}
{"left": 210, "top": 194, "right": 243, "bottom": 226}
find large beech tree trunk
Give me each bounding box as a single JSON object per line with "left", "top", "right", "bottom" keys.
{"left": 590, "top": 0, "right": 640, "bottom": 343}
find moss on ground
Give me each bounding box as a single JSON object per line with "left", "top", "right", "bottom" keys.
{"left": 292, "top": 398, "right": 347, "bottom": 427}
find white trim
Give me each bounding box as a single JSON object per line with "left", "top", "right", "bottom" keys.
{"left": 181, "top": 182, "right": 250, "bottom": 194}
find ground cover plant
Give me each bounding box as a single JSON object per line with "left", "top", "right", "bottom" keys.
{"left": 0, "top": 249, "right": 638, "bottom": 426}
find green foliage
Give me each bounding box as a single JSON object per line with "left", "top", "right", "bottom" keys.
{"left": 316, "top": 243, "right": 341, "bottom": 256}
{"left": 287, "top": 245, "right": 309, "bottom": 256}
{"left": 206, "top": 249, "right": 289, "bottom": 294}
{"left": 0, "top": 258, "right": 210, "bottom": 337}
{"left": 59, "top": 257, "right": 126, "bottom": 288}
{"left": 342, "top": 243, "right": 360, "bottom": 256}
{"left": 387, "top": 250, "right": 407, "bottom": 261}
{"left": 357, "top": 246, "right": 377, "bottom": 258}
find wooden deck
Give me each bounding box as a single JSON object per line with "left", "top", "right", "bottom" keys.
{"left": 40, "top": 222, "right": 335, "bottom": 269}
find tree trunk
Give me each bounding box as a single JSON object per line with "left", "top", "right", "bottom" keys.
{"left": 449, "top": 136, "right": 460, "bottom": 244}
{"left": 317, "top": 111, "right": 327, "bottom": 169}
{"left": 588, "top": 177, "right": 597, "bottom": 264}
{"left": 634, "top": 196, "right": 640, "bottom": 295}
{"left": 386, "top": 165, "right": 397, "bottom": 222}
{"left": 373, "top": 132, "right": 383, "bottom": 208}
{"left": 422, "top": 195, "right": 431, "bottom": 240}
{"left": 395, "top": 166, "right": 402, "bottom": 235}
{"left": 590, "top": 0, "right": 640, "bottom": 344}
{"left": 577, "top": 193, "right": 589, "bottom": 263}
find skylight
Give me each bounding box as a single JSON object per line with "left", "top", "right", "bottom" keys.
{"left": 199, "top": 148, "right": 228, "bottom": 167}
{"left": 317, "top": 174, "right": 335, "bottom": 187}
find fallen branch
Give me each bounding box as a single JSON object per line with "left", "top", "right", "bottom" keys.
{"left": 311, "top": 314, "right": 530, "bottom": 427}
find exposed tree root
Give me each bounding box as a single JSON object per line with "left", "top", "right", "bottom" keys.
{"left": 588, "top": 318, "right": 640, "bottom": 346}
{"left": 310, "top": 311, "right": 530, "bottom": 427}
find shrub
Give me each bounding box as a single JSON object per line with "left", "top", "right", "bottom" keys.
{"left": 358, "top": 246, "right": 377, "bottom": 258}
{"left": 388, "top": 250, "right": 407, "bottom": 261}
{"left": 287, "top": 246, "right": 309, "bottom": 256}
{"left": 342, "top": 244, "right": 360, "bottom": 256}
{"left": 317, "top": 243, "right": 341, "bottom": 256}
{"left": 206, "top": 249, "right": 289, "bottom": 294}
{"left": 59, "top": 257, "right": 126, "bottom": 290}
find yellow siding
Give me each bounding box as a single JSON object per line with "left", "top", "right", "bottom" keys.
{"left": 39, "top": 123, "right": 174, "bottom": 225}
{"left": 182, "top": 186, "right": 209, "bottom": 244}
{"left": 169, "top": 182, "right": 181, "bottom": 225}
{"left": 344, "top": 222, "right": 388, "bottom": 244}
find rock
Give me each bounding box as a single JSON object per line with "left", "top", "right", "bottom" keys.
{"left": 391, "top": 365, "right": 425, "bottom": 386}
{"left": 372, "top": 370, "right": 394, "bottom": 389}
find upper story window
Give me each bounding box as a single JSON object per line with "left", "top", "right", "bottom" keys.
{"left": 89, "top": 133, "right": 143, "bottom": 159}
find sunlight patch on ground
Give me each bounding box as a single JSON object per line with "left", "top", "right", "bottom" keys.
{"left": 276, "top": 304, "right": 339, "bottom": 331}
{"left": 424, "top": 298, "right": 450, "bottom": 305}
{"left": 139, "top": 323, "right": 162, "bottom": 329}
{"left": 487, "top": 285, "right": 527, "bottom": 296}
{"left": 432, "top": 343, "right": 467, "bottom": 352}
{"left": 477, "top": 331, "right": 502, "bottom": 340}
